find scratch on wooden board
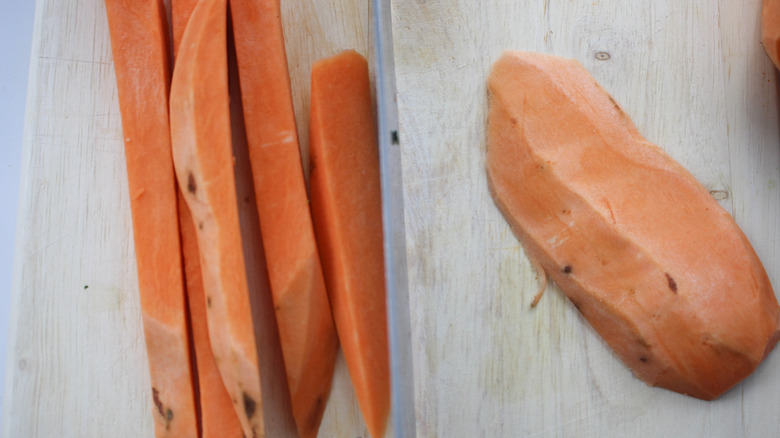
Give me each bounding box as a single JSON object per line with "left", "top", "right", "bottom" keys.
{"left": 524, "top": 406, "right": 610, "bottom": 437}
{"left": 38, "top": 56, "right": 112, "bottom": 66}
{"left": 28, "top": 235, "right": 67, "bottom": 255}
{"left": 489, "top": 245, "right": 524, "bottom": 252}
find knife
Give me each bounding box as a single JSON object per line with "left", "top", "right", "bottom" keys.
{"left": 372, "top": 1, "right": 417, "bottom": 437}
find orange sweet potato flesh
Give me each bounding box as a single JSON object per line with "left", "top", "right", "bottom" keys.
{"left": 486, "top": 51, "right": 780, "bottom": 400}
{"left": 179, "top": 202, "right": 245, "bottom": 437}
{"left": 171, "top": 1, "right": 245, "bottom": 436}
{"left": 104, "top": 1, "right": 198, "bottom": 435}
{"left": 229, "top": 0, "right": 340, "bottom": 436}
{"left": 763, "top": 0, "right": 780, "bottom": 69}
{"left": 309, "top": 50, "right": 390, "bottom": 438}
{"left": 170, "top": 0, "right": 264, "bottom": 436}
{"left": 171, "top": 0, "right": 198, "bottom": 58}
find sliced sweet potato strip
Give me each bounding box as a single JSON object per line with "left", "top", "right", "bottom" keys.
{"left": 309, "top": 50, "right": 391, "bottom": 438}
{"left": 104, "top": 0, "right": 199, "bottom": 435}
{"left": 178, "top": 196, "right": 245, "bottom": 437}
{"left": 229, "top": 0, "right": 339, "bottom": 436}
{"left": 171, "top": 1, "right": 245, "bottom": 436}
{"left": 170, "top": 0, "right": 264, "bottom": 436}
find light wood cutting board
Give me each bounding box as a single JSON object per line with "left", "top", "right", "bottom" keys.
{"left": 4, "top": 0, "right": 780, "bottom": 437}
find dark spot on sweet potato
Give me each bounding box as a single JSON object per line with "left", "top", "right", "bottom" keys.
{"left": 152, "top": 387, "right": 164, "bottom": 417}
{"left": 665, "top": 273, "right": 677, "bottom": 293}
{"left": 563, "top": 265, "right": 572, "bottom": 274}
{"left": 605, "top": 94, "right": 628, "bottom": 118}
{"left": 152, "top": 387, "right": 173, "bottom": 429}
{"left": 639, "top": 356, "right": 648, "bottom": 363}
{"left": 510, "top": 117, "right": 518, "bottom": 126}
{"left": 243, "top": 392, "right": 256, "bottom": 419}
{"left": 207, "top": 296, "right": 212, "bottom": 308}
{"left": 187, "top": 172, "right": 197, "bottom": 194}
{"left": 198, "top": 221, "right": 204, "bottom": 230}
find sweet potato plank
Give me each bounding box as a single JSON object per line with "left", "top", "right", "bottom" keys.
{"left": 486, "top": 50, "right": 780, "bottom": 400}
{"left": 309, "top": 50, "right": 390, "bottom": 438}
{"left": 171, "top": 1, "right": 245, "bottom": 436}
{"left": 179, "top": 196, "right": 245, "bottom": 437}
{"left": 170, "top": 0, "right": 264, "bottom": 436}
{"left": 104, "top": 0, "right": 198, "bottom": 435}
{"left": 229, "top": 0, "right": 339, "bottom": 436}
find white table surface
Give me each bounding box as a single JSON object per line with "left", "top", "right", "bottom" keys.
{"left": 0, "top": 1, "right": 36, "bottom": 425}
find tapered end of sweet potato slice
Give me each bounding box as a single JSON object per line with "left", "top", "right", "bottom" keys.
{"left": 309, "top": 49, "right": 391, "bottom": 438}
{"left": 486, "top": 50, "right": 780, "bottom": 400}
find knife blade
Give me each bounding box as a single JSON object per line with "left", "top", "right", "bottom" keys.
{"left": 372, "top": 1, "right": 417, "bottom": 436}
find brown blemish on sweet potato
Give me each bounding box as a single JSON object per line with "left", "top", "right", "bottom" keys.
{"left": 152, "top": 387, "right": 165, "bottom": 417}
{"left": 187, "top": 172, "right": 197, "bottom": 194}
{"left": 665, "top": 273, "right": 678, "bottom": 294}
{"left": 152, "top": 387, "right": 173, "bottom": 430}
{"left": 242, "top": 391, "right": 256, "bottom": 419}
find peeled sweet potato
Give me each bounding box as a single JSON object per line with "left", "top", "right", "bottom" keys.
{"left": 309, "top": 50, "right": 390, "bottom": 438}
{"left": 169, "top": 0, "right": 264, "bottom": 436}
{"left": 104, "top": 0, "right": 198, "bottom": 435}
{"left": 763, "top": 0, "right": 780, "bottom": 69}
{"left": 486, "top": 51, "right": 780, "bottom": 400}
{"left": 229, "top": 1, "right": 340, "bottom": 435}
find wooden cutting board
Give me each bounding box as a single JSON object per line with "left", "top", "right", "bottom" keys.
{"left": 4, "top": 0, "right": 780, "bottom": 437}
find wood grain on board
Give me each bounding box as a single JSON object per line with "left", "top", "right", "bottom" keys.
{"left": 3, "top": 0, "right": 371, "bottom": 436}
{"left": 4, "top": 0, "right": 779, "bottom": 437}
{"left": 394, "top": 1, "right": 779, "bottom": 437}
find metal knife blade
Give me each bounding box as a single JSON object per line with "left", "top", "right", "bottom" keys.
{"left": 372, "top": 1, "right": 417, "bottom": 436}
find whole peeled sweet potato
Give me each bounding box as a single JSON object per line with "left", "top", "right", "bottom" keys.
{"left": 486, "top": 50, "right": 780, "bottom": 400}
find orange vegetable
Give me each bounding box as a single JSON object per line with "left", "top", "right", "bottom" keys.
{"left": 104, "top": 0, "right": 198, "bottom": 435}
{"left": 171, "top": 1, "right": 245, "bottom": 436}
{"left": 229, "top": 0, "right": 339, "bottom": 436}
{"left": 763, "top": 0, "right": 780, "bottom": 68}
{"left": 171, "top": 0, "right": 198, "bottom": 58}
{"left": 309, "top": 50, "right": 390, "bottom": 438}
{"left": 178, "top": 201, "right": 245, "bottom": 437}
{"left": 170, "top": 0, "right": 264, "bottom": 436}
{"left": 486, "top": 51, "right": 780, "bottom": 400}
